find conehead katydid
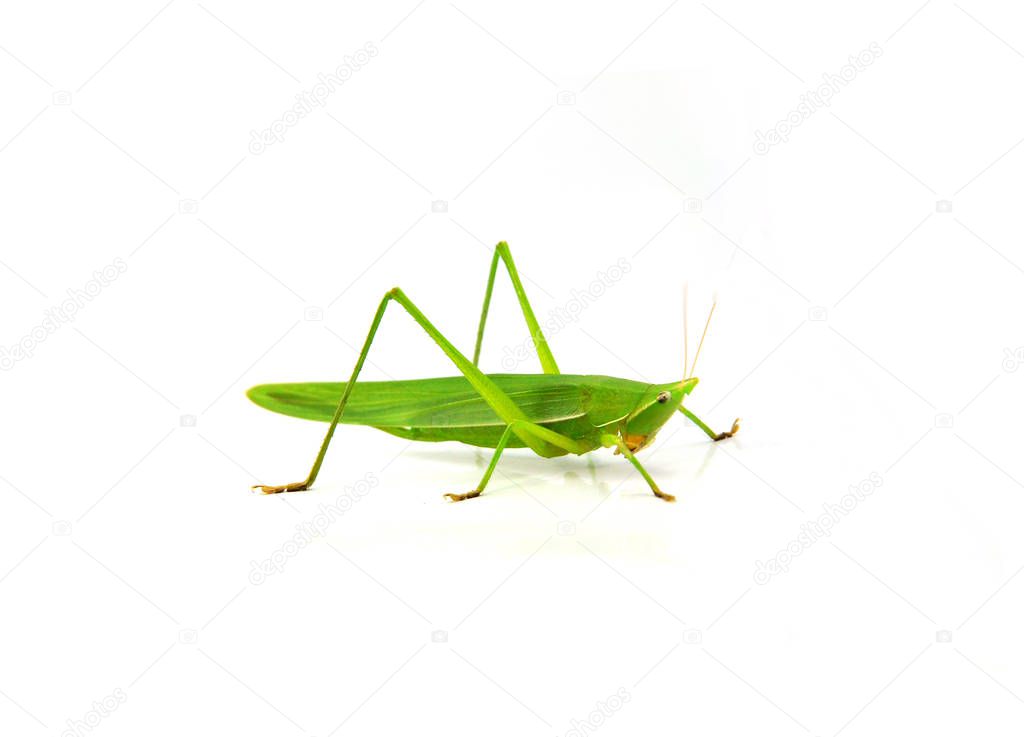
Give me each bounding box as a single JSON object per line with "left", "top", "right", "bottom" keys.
{"left": 247, "top": 242, "right": 739, "bottom": 502}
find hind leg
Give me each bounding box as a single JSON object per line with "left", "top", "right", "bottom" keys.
{"left": 445, "top": 421, "right": 592, "bottom": 502}
{"left": 254, "top": 287, "right": 559, "bottom": 494}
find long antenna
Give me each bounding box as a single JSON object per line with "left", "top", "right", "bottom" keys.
{"left": 689, "top": 300, "right": 716, "bottom": 378}
{"left": 683, "top": 284, "right": 689, "bottom": 380}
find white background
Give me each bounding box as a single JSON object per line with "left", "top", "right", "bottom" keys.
{"left": 2, "top": 1, "right": 1024, "bottom": 734}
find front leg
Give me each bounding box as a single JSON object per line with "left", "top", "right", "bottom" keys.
{"left": 678, "top": 406, "right": 740, "bottom": 441}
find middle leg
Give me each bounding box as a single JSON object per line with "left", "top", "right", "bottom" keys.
{"left": 601, "top": 433, "right": 675, "bottom": 502}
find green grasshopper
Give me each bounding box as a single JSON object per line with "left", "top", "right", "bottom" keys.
{"left": 248, "top": 243, "right": 739, "bottom": 502}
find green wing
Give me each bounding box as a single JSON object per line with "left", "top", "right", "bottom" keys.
{"left": 246, "top": 374, "right": 592, "bottom": 428}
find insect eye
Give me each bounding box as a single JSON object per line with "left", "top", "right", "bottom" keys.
{"left": 656, "top": 391, "right": 670, "bottom": 404}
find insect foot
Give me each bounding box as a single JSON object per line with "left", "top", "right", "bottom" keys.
{"left": 714, "top": 418, "right": 741, "bottom": 441}
{"left": 252, "top": 481, "right": 310, "bottom": 494}
{"left": 653, "top": 488, "right": 676, "bottom": 503}
{"left": 444, "top": 489, "right": 482, "bottom": 503}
